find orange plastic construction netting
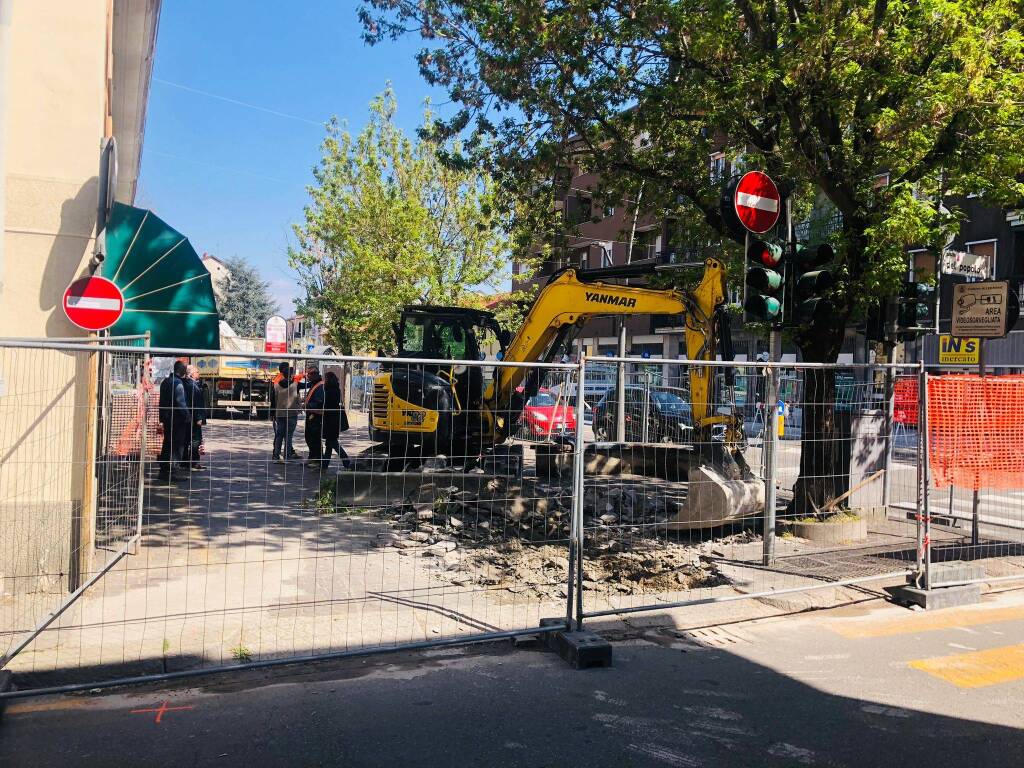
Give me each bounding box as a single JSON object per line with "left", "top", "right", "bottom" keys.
{"left": 893, "top": 377, "right": 919, "bottom": 426}
{"left": 927, "top": 374, "right": 1024, "bottom": 491}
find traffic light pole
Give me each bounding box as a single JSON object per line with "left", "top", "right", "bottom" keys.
{"left": 762, "top": 330, "right": 782, "bottom": 566}
{"left": 761, "top": 196, "right": 791, "bottom": 566}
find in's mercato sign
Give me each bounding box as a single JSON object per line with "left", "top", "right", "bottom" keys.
{"left": 941, "top": 249, "right": 990, "bottom": 279}
{"left": 938, "top": 335, "right": 980, "bottom": 365}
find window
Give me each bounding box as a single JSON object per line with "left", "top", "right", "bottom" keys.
{"left": 710, "top": 152, "right": 727, "bottom": 182}
{"left": 528, "top": 392, "right": 557, "bottom": 407}
{"left": 575, "top": 195, "right": 593, "bottom": 223}
{"left": 603, "top": 204, "right": 615, "bottom": 218}
{"left": 402, "top": 317, "right": 426, "bottom": 353}
{"left": 873, "top": 173, "right": 890, "bottom": 189}
{"left": 908, "top": 249, "right": 933, "bottom": 282}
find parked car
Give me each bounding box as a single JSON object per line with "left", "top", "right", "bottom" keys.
{"left": 592, "top": 386, "right": 693, "bottom": 443}
{"left": 518, "top": 388, "right": 577, "bottom": 437}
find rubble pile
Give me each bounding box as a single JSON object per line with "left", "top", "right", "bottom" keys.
{"left": 365, "top": 475, "right": 749, "bottom": 599}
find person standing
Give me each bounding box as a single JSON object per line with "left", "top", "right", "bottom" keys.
{"left": 303, "top": 366, "right": 325, "bottom": 468}
{"left": 184, "top": 365, "right": 208, "bottom": 470}
{"left": 157, "top": 361, "right": 190, "bottom": 480}
{"left": 322, "top": 370, "right": 351, "bottom": 469}
{"left": 272, "top": 362, "right": 301, "bottom": 462}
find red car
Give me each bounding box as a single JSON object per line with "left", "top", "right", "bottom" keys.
{"left": 519, "top": 388, "right": 577, "bottom": 437}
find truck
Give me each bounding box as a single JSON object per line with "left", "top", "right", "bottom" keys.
{"left": 192, "top": 336, "right": 281, "bottom": 419}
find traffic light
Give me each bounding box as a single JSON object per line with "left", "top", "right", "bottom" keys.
{"left": 865, "top": 297, "right": 899, "bottom": 343}
{"left": 896, "top": 279, "right": 938, "bottom": 338}
{"left": 790, "top": 243, "right": 835, "bottom": 325}
{"left": 744, "top": 238, "right": 785, "bottom": 323}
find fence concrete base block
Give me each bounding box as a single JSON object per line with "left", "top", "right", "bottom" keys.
{"left": 539, "top": 618, "right": 612, "bottom": 669}
{"left": 888, "top": 584, "right": 982, "bottom": 610}
{"left": 917, "top": 561, "right": 987, "bottom": 589}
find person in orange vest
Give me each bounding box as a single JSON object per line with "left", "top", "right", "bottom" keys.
{"left": 303, "top": 365, "right": 326, "bottom": 468}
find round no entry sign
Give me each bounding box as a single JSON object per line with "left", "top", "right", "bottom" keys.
{"left": 63, "top": 275, "right": 124, "bottom": 331}
{"left": 734, "top": 171, "right": 781, "bottom": 234}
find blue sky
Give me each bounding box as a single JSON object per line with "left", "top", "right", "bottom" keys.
{"left": 136, "top": 1, "right": 445, "bottom": 314}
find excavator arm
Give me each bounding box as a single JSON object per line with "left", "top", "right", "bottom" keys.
{"left": 489, "top": 258, "right": 728, "bottom": 440}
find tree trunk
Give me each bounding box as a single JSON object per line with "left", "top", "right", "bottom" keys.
{"left": 790, "top": 317, "right": 846, "bottom": 518}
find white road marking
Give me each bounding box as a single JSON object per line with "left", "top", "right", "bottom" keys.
{"left": 804, "top": 653, "right": 851, "bottom": 661}
{"left": 862, "top": 704, "right": 914, "bottom": 719}
{"left": 947, "top": 643, "right": 977, "bottom": 651}
{"left": 766, "top": 743, "right": 816, "bottom": 765}
{"left": 594, "top": 690, "right": 627, "bottom": 707}
{"left": 628, "top": 743, "right": 702, "bottom": 767}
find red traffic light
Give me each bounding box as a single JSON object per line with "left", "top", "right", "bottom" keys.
{"left": 747, "top": 240, "right": 783, "bottom": 268}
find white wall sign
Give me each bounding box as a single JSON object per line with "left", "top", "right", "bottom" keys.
{"left": 942, "top": 249, "right": 990, "bottom": 279}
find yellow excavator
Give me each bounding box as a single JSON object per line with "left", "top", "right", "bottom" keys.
{"left": 369, "top": 257, "right": 764, "bottom": 523}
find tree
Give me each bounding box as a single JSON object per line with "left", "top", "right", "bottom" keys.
{"left": 361, "top": 0, "right": 1024, "bottom": 512}
{"left": 289, "top": 88, "right": 535, "bottom": 355}
{"left": 216, "top": 256, "right": 279, "bottom": 338}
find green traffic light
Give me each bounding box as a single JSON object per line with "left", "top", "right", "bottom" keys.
{"left": 746, "top": 266, "right": 783, "bottom": 292}
{"left": 745, "top": 295, "right": 782, "bottom": 321}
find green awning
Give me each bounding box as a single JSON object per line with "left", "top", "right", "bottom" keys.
{"left": 101, "top": 202, "right": 220, "bottom": 349}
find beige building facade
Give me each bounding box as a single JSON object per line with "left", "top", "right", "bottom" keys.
{"left": 0, "top": 0, "right": 160, "bottom": 622}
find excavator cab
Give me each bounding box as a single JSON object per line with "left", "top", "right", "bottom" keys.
{"left": 371, "top": 306, "right": 506, "bottom": 456}
{"left": 394, "top": 306, "right": 505, "bottom": 362}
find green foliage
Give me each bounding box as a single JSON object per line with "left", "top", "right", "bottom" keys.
{"left": 230, "top": 645, "right": 253, "bottom": 662}
{"left": 216, "top": 256, "right": 279, "bottom": 337}
{"left": 361, "top": 0, "right": 1024, "bottom": 359}
{"left": 289, "top": 88, "right": 536, "bottom": 354}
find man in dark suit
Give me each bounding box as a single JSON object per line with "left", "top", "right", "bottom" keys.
{"left": 183, "top": 364, "right": 209, "bottom": 471}
{"left": 158, "top": 361, "right": 190, "bottom": 480}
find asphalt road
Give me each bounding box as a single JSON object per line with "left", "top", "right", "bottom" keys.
{"left": 4, "top": 588, "right": 1024, "bottom": 767}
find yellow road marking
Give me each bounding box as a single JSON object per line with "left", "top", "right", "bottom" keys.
{"left": 829, "top": 604, "right": 1024, "bottom": 639}
{"left": 5, "top": 699, "right": 92, "bottom": 715}
{"left": 910, "top": 643, "right": 1024, "bottom": 688}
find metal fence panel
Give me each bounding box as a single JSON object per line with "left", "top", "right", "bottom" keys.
{"left": 576, "top": 358, "right": 923, "bottom": 622}
{"left": 1, "top": 342, "right": 578, "bottom": 692}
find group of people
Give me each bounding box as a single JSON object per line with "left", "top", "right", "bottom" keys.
{"left": 157, "top": 361, "right": 209, "bottom": 481}
{"left": 156, "top": 360, "right": 351, "bottom": 482}
{"left": 271, "top": 362, "right": 351, "bottom": 469}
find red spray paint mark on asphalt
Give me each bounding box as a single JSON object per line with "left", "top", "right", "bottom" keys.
{"left": 130, "top": 700, "right": 194, "bottom": 724}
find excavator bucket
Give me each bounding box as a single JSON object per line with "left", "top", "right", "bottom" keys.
{"left": 666, "top": 445, "right": 765, "bottom": 531}
{"left": 666, "top": 465, "right": 765, "bottom": 530}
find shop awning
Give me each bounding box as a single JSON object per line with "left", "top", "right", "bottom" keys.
{"left": 101, "top": 202, "right": 220, "bottom": 349}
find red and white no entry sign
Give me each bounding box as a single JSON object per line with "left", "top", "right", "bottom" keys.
{"left": 734, "top": 171, "right": 781, "bottom": 234}
{"left": 63, "top": 275, "right": 124, "bottom": 331}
